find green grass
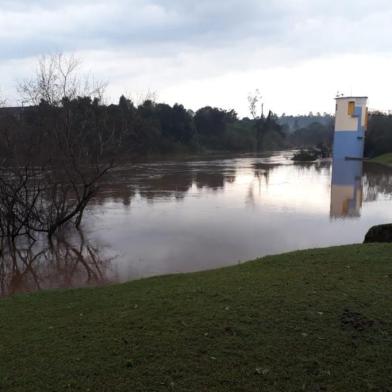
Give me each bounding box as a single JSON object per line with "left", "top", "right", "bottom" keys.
{"left": 1, "top": 244, "right": 392, "bottom": 391}
{"left": 371, "top": 153, "right": 392, "bottom": 165}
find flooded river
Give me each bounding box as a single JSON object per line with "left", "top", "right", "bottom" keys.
{"left": 2, "top": 152, "right": 392, "bottom": 296}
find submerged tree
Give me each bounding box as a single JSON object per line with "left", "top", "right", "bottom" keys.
{"left": 0, "top": 54, "right": 113, "bottom": 240}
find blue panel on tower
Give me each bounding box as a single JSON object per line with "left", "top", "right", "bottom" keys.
{"left": 332, "top": 131, "right": 365, "bottom": 159}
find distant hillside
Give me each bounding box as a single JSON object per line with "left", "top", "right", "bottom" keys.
{"left": 278, "top": 114, "right": 334, "bottom": 133}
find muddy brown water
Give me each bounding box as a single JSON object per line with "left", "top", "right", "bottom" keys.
{"left": 2, "top": 152, "right": 392, "bottom": 296}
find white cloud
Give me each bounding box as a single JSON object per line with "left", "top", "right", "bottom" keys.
{"left": 1, "top": 0, "right": 392, "bottom": 113}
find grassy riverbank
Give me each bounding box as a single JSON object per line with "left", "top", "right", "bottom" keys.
{"left": 371, "top": 153, "right": 392, "bottom": 166}
{"left": 1, "top": 244, "right": 392, "bottom": 391}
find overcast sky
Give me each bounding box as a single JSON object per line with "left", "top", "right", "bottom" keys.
{"left": 1, "top": 0, "right": 392, "bottom": 116}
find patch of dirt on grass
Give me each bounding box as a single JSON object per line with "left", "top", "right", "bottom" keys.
{"left": 340, "top": 309, "right": 377, "bottom": 332}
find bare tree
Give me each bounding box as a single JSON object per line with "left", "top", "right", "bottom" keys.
{"left": 0, "top": 54, "right": 114, "bottom": 240}
{"left": 125, "top": 89, "right": 158, "bottom": 107}
{"left": 248, "top": 89, "right": 265, "bottom": 152}
{"left": 248, "top": 89, "right": 263, "bottom": 120}
{"left": 0, "top": 167, "right": 43, "bottom": 240}
{"left": 0, "top": 88, "right": 6, "bottom": 107}
{"left": 248, "top": 90, "right": 283, "bottom": 152}
{"left": 0, "top": 118, "right": 114, "bottom": 239}
{"left": 17, "top": 53, "right": 107, "bottom": 106}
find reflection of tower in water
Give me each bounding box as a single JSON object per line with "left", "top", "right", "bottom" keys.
{"left": 330, "top": 159, "right": 363, "bottom": 218}
{"left": 330, "top": 96, "right": 367, "bottom": 218}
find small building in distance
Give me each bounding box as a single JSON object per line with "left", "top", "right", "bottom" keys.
{"left": 333, "top": 96, "right": 368, "bottom": 160}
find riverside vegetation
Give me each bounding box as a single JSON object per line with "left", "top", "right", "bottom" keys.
{"left": 371, "top": 153, "right": 392, "bottom": 166}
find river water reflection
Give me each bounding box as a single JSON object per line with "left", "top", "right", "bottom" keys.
{"left": 2, "top": 152, "right": 392, "bottom": 296}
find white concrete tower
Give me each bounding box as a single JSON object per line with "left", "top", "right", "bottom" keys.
{"left": 333, "top": 96, "right": 368, "bottom": 160}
